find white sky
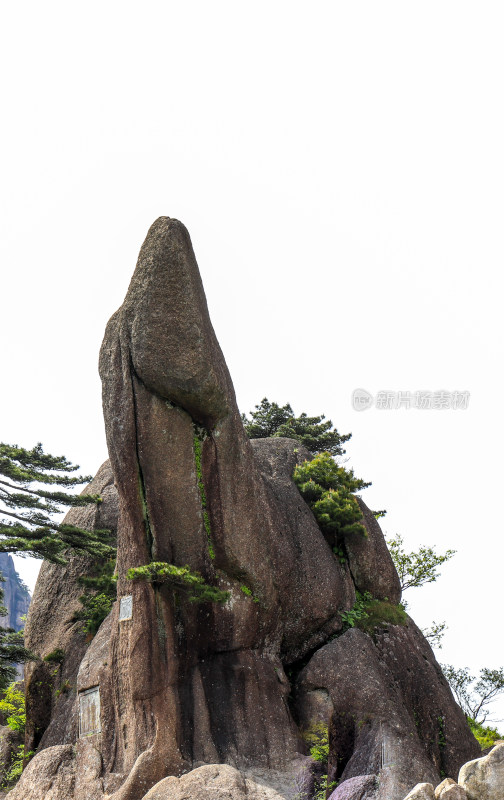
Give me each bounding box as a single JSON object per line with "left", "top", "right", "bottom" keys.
{"left": 1, "top": 2, "right": 503, "bottom": 724}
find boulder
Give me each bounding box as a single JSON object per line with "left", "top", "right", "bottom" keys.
{"left": 439, "top": 785, "right": 467, "bottom": 799}
{"left": 435, "top": 778, "right": 456, "bottom": 798}
{"left": 295, "top": 623, "right": 477, "bottom": 798}
{"left": 372, "top": 621, "right": 478, "bottom": 780}
{"left": 458, "top": 742, "right": 504, "bottom": 800}
{"left": 5, "top": 744, "right": 76, "bottom": 800}
{"left": 403, "top": 785, "right": 435, "bottom": 800}
{"left": 328, "top": 774, "right": 378, "bottom": 799}
{"left": 142, "top": 763, "right": 287, "bottom": 799}
{"left": 347, "top": 499, "right": 401, "bottom": 603}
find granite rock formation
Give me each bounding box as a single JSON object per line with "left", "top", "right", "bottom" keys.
{"left": 23, "top": 461, "right": 118, "bottom": 755}
{"left": 14, "top": 218, "right": 479, "bottom": 800}
{"left": 0, "top": 554, "right": 30, "bottom": 633}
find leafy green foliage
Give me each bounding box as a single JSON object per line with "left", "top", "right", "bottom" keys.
{"left": 386, "top": 534, "right": 504, "bottom": 728}
{"left": 1, "top": 743, "right": 33, "bottom": 787}
{"left": 421, "top": 621, "right": 448, "bottom": 650}
{"left": 386, "top": 534, "right": 456, "bottom": 593}
{"left": 340, "top": 591, "right": 407, "bottom": 635}
{"left": 241, "top": 398, "right": 351, "bottom": 456}
{"left": 239, "top": 584, "right": 259, "bottom": 602}
{"left": 0, "top": 683, "right": 33, "bottom": 789}
{"left": 0, "top": 683, "right": 25, "bottom": 732}
{"left": 314, "top": 775, "right": 337, "bottom": 800}
{"left": 467, "top": 717, "right": 503, "bottom": 750}
{"left": 386, "top": 534, "right": 455, "bottom": 648}
{"left": 303, "top": 722, "right": 330, "bottom": 763}
{"left": 73, "top": 557, "right": 117, "bottom": 635}
{"left": 301, "top": 723, "right": 336, "bottom": 800}
{"left": 293, "top": 452, "right": 369, "bottom": 543}
{"left": 43, "top": 648, "right": 65, "bottom": 664}
{"left": 75, "top": 594, "right": 115, "bottom": 635}
{"left": 340, "top": 591, "right": 374, "bottom": 630}
{"left": 0, "top": 442, "right": 114, "bottom": 564}
{"left": 441, "top": 664, "right": 504, "bottom": 725}
{"left": 127, "top": 562, "right": 230, "bottom": 604}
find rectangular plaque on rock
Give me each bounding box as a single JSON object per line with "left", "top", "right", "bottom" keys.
{"left": 119, "top": 595, "right": 133, "bottom": 621}
{"left": 79, "top": 686, "right": 101, "bottom": 736}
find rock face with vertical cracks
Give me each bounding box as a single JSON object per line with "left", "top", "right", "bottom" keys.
{"left": 19, "top": 218, "right": 479, "bottom": 800}
{"left": 97, "top": 217, "right": 356, "bottom": 799}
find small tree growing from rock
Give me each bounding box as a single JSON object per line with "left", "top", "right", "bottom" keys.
{"left": 242, "top": 398, "right": 351, "bottom": 456}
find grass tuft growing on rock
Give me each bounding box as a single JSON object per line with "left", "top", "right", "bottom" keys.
{"left": 341, "top": 591, "right": 408, "bottom": 635}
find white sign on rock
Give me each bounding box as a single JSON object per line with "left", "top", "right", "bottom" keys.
{"left": 79, "top": 686, "right": 101, "bottom": 736}
{"left": 119, "top": 595, "right": 133, "bottom": 621}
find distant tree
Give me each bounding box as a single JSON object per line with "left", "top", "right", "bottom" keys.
{"left": 385, "top": 534, "right": 456, "bottom": 649}
{"left": 241, "top": 398, "right": 351, "bottom": 457}
{"left": 441, "top": 664, "right": 504, "bottom": 726}
{"left": 387, "top": 534, "right": 504, "bottom": 736}
{"left": 386, "top": 534, "right": 456, "bottom": 593}
{"left": 420, "top": 621, "right": 448, "bottom": 650}
{"left": 0, "top": 441, "right": 115, "bottom": 687}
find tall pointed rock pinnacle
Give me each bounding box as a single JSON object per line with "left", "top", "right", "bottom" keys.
{"left": 16, "top": 218, "right": 480, "bottom": 800}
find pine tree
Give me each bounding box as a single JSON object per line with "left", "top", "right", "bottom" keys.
{"left": 0, "top": 442, "right": 113, "bottom": 564}
{"left": 0, "top": 441, "right": 115, "bottom": 688}
{"left": 241, "top": 398, "right": 351, "bottom": 456}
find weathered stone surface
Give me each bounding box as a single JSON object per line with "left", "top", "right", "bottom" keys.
{"left": 20, "top": 218, "right": 481, "bottom": 800}
{"left": 296, "top": 623, "right": 478, "bottom": 800}
{"left": 439, "top": 785, "right": 467, "bottom": 799}
{"left": 6, "top": 744, "right": 76, "bottom": 800}
{"left": 24, "top": 461, "right": 118, "bottom": 753}
{"left": 346, "top": 499, "right": 402, "bottom": 603}
{"left": 142, "top": 763, "right": 288, "bottom": 800}
{"left": 435, "top": 778, "right": 456, "bottom": 798}
{"left": 328, "top": 774, "right": 378, "bottom": 799}
{"left": 373, "top": 620, "right": 479, "bottom": 780}
{"left": 403, "top": 785, "right": 435, "bottom": 800}
{"left": 97, "top": 217, "right": 357, "bottom": 798}
{"left": 458, "top": 742, "right": 504, "bottom": 800}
